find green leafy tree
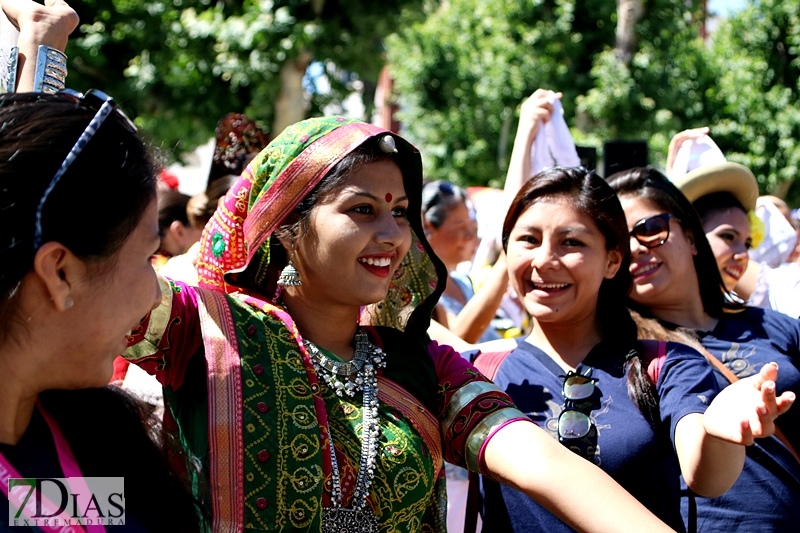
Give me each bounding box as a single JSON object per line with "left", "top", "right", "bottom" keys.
{"left": 66, "top": 0, "right": 422, "bottom": 160}
{"left": 573, "top": 0, "right": 713, "bottom": 170}
{"left": 702, "top": 0, "right": 800, "bottom": 200}
{"left": 387, "top": 0, "right": 732, "bottom": 184}
{"left": 386, "top": 0, "right": 616, "bottom": 187}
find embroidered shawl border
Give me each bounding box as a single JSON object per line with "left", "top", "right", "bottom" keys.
{"left": 377, "top": 376, "right": 444, "bottom": 479}
{"left": 123, "top": 275, "right": 173, "bottom": 361}
{"left": 196, "top": 288, "right": 245, "bottom": 533}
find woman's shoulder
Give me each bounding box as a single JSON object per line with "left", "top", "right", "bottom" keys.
{"left": 722, "top": 304, "right": 775, "bottom": 323}
{"left": 371, "top": 326, "right": 429, "bottom": 353}
{"left": 449, "top": 271, "right": 475, "bottom": 297}
{"left": 660, "top": 339, "right": 706, "bottom": 359}
{"left": 371, "top": 326, "right": 439, "bottom": 412}
{"left": 721, "top": 305, "right": 800, "bottom": 338}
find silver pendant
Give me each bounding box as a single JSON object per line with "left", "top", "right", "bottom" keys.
{"left": 322, "top": 507, "right": 379, "bottom": 533}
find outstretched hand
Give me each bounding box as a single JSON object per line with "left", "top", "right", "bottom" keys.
{"left": 703, "top": 362, "right": 795, "bottom": 446}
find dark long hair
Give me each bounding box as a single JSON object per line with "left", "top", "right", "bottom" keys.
{"left": 693, "top": 191, "right": 747, "bottom": 226}
{"left": 40, "top": 388, "right": 204, "bottom": 532}
{"left": 501, "top": 167, "right": 659, "bottom": 425}
{"left": 158, "top": 189, "right": 192, "bottom": 231}
{"left": 606, "top": 167, "right": 734, "bottom": 318}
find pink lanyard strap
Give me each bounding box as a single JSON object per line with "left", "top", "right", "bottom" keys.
{"left": 0, "top": 402, "right": 108, "bottom": 533}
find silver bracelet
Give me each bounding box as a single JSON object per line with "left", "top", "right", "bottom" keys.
{"left": 0, "top": 45, "right": 18, "bottom": 93}
{"left": 33, "top": 45, "right": 67, "bottom": 94}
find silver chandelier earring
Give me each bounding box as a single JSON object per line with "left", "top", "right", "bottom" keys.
{"left": 277, "top": 242, "right": 302, "bottom": 286}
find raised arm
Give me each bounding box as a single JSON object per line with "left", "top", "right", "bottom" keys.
{"left": 503, "top": 89, "right": 559, "bottom": 198}
{"left": 665, "top": 126, "right": 709, "bottom": 176}
{"left": 441, "top": 255, "right": 509, "bottom": 343}
{"left": 0, "top": 0, "right": 78, "bottom": 92}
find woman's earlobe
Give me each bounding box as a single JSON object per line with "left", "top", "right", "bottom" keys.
{"left": 687, "top": 233, "right": 699, "bottom": 256}
{"left": 32, "top": 242, "right": 84, "bottom": 312}
{"left": 421, "top": 220, "right": 433, "bottom": 240}
{"left": 605, "top": 249, "right": 624, "bottom": 279}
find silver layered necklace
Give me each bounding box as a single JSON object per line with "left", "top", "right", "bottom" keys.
{"left": 303, "top": 330, "right": 386, "bottom": 533}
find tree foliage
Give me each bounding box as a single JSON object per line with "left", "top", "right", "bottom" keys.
{"left": 64, "top": 0, "right": 800, "bottom": 196}
{"left": 576, "top": 0, "right": 711, "bottom": 167}
{"left": 389, "top": 0, "right": 800, "bottom": 196}
{"left": 386, "top": 0, "right": 616, "bottom": 187}
{"left": 66, "top": 0, "right": 422, "bottom": 159}
{"left": 703, "top": 0, "right": 800, "bottom": 200}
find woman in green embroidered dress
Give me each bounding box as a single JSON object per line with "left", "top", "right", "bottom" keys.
{"left": 122, "top": 117, "right": 679, "bottom": 533}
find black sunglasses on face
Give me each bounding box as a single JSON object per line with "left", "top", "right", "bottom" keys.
{"left": 629, "top": 213, "right": 679, "bottom": 249}
{"left": 557, "top": 370, "right": 597, "bottom": 443}
{"left": 33, "top": 89, "right": 137, "bottom": 249}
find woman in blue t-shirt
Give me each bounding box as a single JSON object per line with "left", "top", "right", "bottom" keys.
{"left": 609, "top": 167, "right": 800, "bottom": 532}
{"left": 476, "top": 167, "right": 794, "bottom": 533}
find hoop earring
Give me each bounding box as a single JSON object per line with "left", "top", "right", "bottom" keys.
{"left": 277, "top": 242, "right": 302, "bottom": 286}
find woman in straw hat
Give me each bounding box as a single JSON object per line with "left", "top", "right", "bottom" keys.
{"left": 671, "top": 162, "right": 760, "bottom": 300}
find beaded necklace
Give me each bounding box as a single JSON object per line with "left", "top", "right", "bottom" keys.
{"left": 303, "top": 330, "right": 386, "bottom": 533}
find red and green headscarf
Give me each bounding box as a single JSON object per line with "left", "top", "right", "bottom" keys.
{"left": 196, "top": 116, "right": 446, "bottom": 338}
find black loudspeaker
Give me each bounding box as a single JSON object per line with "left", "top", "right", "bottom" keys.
{"left": 603, "top": 140, "right": 648, "bottom": 178}
{"left": 576, "top": 146, "right": 598, "bottom": 173}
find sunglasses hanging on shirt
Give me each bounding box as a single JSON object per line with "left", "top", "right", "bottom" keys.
{"left": 557, "top": 369, "right": 598, "bottom": 443}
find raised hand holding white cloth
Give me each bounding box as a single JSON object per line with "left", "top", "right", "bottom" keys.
{"left": 528, "top": 91, "right": 580, "bottom": 179}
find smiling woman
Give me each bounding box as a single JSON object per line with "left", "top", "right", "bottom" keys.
{"left": 670, "top": 163, "right": 759, "bottom": 297}
{"left": 286, "top": 158, "right": 411, "bottom": 313}
{"left": 475, "top": 167, "right": 793, "bottom": 533}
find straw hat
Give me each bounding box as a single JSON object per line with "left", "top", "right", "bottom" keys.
{"left": 671, "top": 162, "right": 759, "bottom": 212}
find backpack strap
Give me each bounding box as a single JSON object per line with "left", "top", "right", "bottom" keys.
{"left": 695, "top": 344, "right": 800, "bottom": 465}
{"left": 641, "top": 339, "right": 668, "bottom": 384}
{"left": 465, "top": 347, "right": 516, "bottom": 533}
{"left": 639, "top": 340, "right": 790, "bottom": 461}
{"left": 464, "top": 471, "right": 481, "bottom": 533}
{"left": 640, "top": 340, "right": 697, "bottom": 533}
{"left": 473, "top": 349, "right": 514, "bottom": 381}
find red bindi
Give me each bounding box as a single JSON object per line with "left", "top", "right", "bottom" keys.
{"left": 385, "top": 193, "right": 392, "bottom": 202}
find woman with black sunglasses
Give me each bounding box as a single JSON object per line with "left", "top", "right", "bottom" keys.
{"left": 474, "top": 167, "right": 793, "bottom": 533}
{"left": 608, "top": 166, "right": 800, "bottom": 532}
